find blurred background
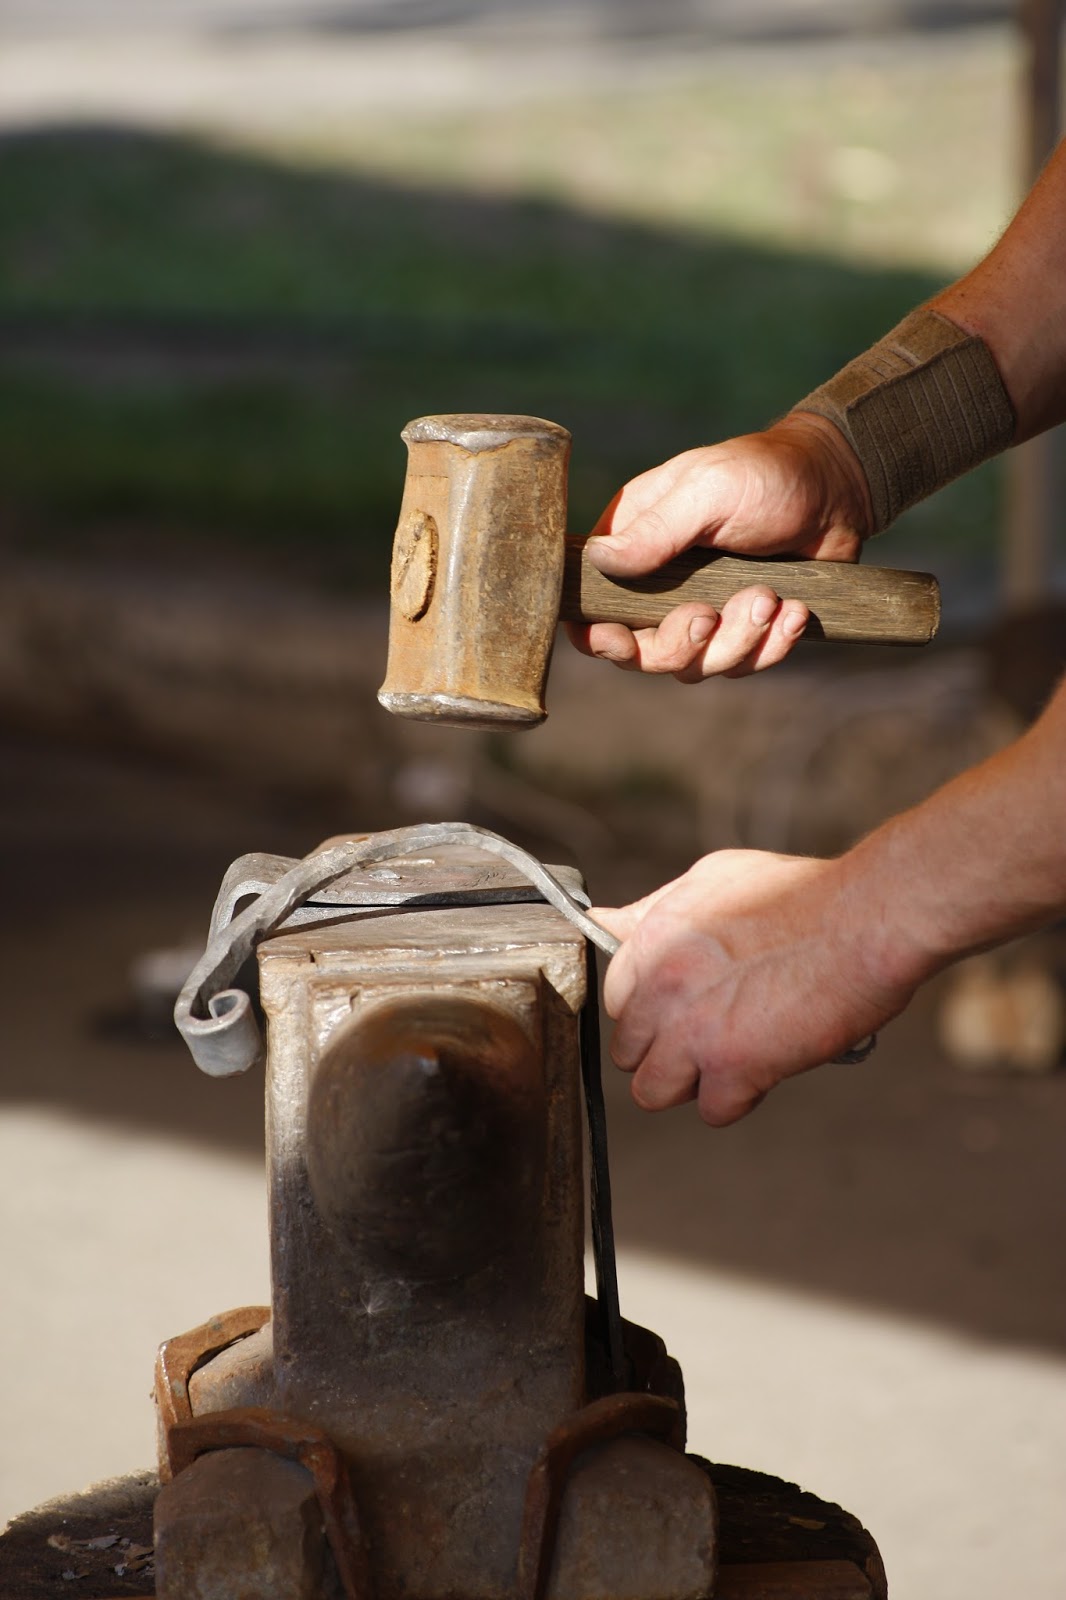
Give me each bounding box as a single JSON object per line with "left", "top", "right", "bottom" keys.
{"left": 2, "top": 2, "right": 1065, "bottom": 1597}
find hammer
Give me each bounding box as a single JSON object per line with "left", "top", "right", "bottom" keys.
{"left": 378, "top": 414, "right": 940, "bottom": 730}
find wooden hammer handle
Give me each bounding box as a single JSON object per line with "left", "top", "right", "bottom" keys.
{"left": 561, "top": 536, "right": 940, "bottom": 645}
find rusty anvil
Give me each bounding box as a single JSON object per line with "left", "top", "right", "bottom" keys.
{"left": 153, "top": 833, "right": 715, "bottom": 1600}
{"left": 378, "top": 414, "right": 941, "bottom": 730}
{"left": 147, "top": 828, "right": 885, "bottom": 1600}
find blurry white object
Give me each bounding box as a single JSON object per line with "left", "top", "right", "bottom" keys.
{"left": 938, "top": 951, "right": 1065, "bottom": 1073}
{"left": 129, "top": 945, "right": 203, "bottom": 1034}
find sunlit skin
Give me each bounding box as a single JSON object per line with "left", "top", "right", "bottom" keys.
{"left": 565, "top": 413, "right": 870, "bottom": 680}
{"left": 593, "top": 679, "right": 1066, "bottom": 1125}
{"left": 579, "top": 139, "right": 1066, "bottom": 1123}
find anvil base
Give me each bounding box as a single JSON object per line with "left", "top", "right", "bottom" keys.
{"left": 0, "top": 1462, "right": 886, "bottom": 1600}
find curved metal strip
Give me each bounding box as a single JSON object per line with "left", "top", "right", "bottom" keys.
{"left": 166, "top": 1405, "right": 372, "bottom": 1600}
{"left": 175, "top": 823, "right": 620, "bottom": 1077}
{"left": 516, "top": 1393, "right": 684, "bottom": 1600}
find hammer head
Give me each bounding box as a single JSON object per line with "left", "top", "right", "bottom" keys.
{"left": 378, "top": 413, "right": 570, "bottom": 730}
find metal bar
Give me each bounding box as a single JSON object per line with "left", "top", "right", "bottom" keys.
{"left": 174, "top": 823, "right": 619, "bottom": 1077}
{"left": 580, "top": 943, "right": 630, "bottom": 1392}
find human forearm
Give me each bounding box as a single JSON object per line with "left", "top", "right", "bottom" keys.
{"left": 595, "top": 676, "right": 1066, "bottom": 1125}
{"left": 788, "top": 139, "right": 1066, "bottom": 529}
{"left": 575, "top": 142, "right": 1066, "bottom": 682}
{"left": 933, "top": 139, "right": 1066, "bottom": 440}
{"left": 846, "top": 674, "right": 1066, "bottom": 996}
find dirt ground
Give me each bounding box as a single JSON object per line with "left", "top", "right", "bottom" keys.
{"left": 1, "top": 722, "right": 1065, "bottom": 1600}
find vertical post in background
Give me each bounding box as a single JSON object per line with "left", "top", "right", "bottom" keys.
{"left": 1005, "top": 0, "right": 1063, "bottom": 608}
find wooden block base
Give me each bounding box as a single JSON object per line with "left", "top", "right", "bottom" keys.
{"left": 0, "top": 1459, "right": 885, "bottom": 1599}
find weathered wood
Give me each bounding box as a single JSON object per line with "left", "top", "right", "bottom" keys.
{"left": 562, "top": 536, "right": 940, "bottom": 646}
{"left": 0, "top": 1461, "right": 886, "bottom": 1599}
{"left": 707, "top": 1460, "right": 885, "bottom": 1600}
{"left": 0, "top": 1471, "right": 158, "bottom": 1597}
{"left": 715, "top": 1560, "right": 871, "bottom": 1597}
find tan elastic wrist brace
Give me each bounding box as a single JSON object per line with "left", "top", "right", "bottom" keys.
{"left": 792, "top": 307, "right": 1015, "bottom": 533}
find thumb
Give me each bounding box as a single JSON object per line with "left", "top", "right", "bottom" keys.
{"left": 590, "top": 883, "right": 676, "bottom": 942}
{"left": 585, "top": 908, "right": 633, "bottom": 940}
{"left": 589, "top": 904, "right": 643, "bottom": 942}
{"left": 585, "top": 500, "right": 699, "bottom": 577}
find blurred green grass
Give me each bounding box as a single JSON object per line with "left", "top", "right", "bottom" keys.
{"left": 0, "top": 38, "right": 1018, "bottom": 582}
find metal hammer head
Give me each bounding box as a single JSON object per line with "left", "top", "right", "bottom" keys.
{"left": 378, "top": 413, "right": 570, "bottom": 730}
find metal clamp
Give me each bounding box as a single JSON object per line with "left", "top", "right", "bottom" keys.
{"left": 165, "top": 1406, "right": 372, "bottom": 1600}
{"left": 155, "top": 1305, "right": 270, "bottom": 1472}
{"left": 516, "top": 1393, "right": 685, "bottom": 1600}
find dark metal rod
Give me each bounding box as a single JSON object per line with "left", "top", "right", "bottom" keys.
{"left": 580, "top": 943, "right": 629, "bottom": 1392}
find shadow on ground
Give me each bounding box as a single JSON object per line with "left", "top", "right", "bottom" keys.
{"left": 3, "top": 729, "right": 1064, "bottom": 1359}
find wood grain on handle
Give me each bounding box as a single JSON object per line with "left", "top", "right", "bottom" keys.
{"left": 560, "top": 536, "right": 940, "bottom": 646}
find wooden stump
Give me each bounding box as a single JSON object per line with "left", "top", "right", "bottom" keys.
{"left": 0, "top": 1459, "right": 886, "bottom": 1599}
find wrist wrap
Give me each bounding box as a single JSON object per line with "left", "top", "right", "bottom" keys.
{"left": 793, "top": 307, "right": 1015, "bottom": 532}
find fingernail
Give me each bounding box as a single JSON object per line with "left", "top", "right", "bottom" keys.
{"left": 782, "top": 605, "right": 807, "bottom": 637}
{"left": 750, "top": 593, "right": 777, "bottom": 626}
{"left": 689, "top": 615, "right": 715, "bottom": 645}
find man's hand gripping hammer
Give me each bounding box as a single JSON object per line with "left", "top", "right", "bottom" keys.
{"left": 378, "top": 413, "right": 941, "bottom": 730}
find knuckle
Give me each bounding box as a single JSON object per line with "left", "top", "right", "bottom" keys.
{"left": 640, "top": 504, "right": 675, "bottom": 549}
{"left": 592, "top": 639, "right": 636, "bottom": 667}
{"left": 649, "top": 948, "right": 695, "bottom": 1005}
{"left": 631, "top": 1063, "right": 675, "bottom": 1111}
{"left": 712, "top": 645, "right": 756, "bottom": 677}
{"left": 655, "top": 642, "right": 699, "bottom": 674}
{"left": 698, "top": 1089, "right": 752, "bottom": 1128}
{"left": 629, "top": 627, "right": 693, "bottom": 676}
{"left": 632, "top": 1050, "right": 699, "bottom": 1112}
